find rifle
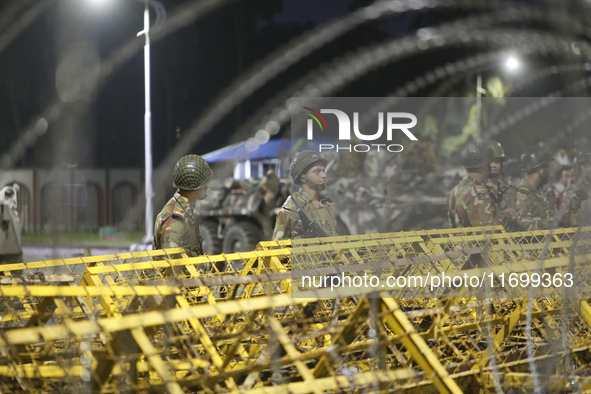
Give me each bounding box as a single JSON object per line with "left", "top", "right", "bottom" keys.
{"left": 283, "top": 195, "right": 329, "bottom": 238}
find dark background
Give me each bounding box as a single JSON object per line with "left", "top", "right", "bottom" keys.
{"left": 0, "top": 0, "right": 589, "bottom": 169}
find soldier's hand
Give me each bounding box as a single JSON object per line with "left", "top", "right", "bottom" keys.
{"left": 502, "top": 208, "right": 518, "bottom": 221}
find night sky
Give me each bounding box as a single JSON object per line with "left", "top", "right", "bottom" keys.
{"left": 0, "top": 0, "right": 589, "bottom": 170}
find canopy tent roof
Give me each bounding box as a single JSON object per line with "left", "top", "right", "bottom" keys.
{"left": 202, "top": 139, "right": 326, "bottom": 162}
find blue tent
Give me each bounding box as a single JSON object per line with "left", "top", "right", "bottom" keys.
{"left": 202, "top": 139, "right": 329, "bottom": 162}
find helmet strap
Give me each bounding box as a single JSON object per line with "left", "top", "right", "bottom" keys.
{"left": 301, "top": 175, "right": 325, "bottom": 191}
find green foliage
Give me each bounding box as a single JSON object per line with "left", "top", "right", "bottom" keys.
{"left": 440, "top": 77, "right": 510, "bottom": 159}
{"left": 441, "top": 105, "right": 477, "bottom": 158}
{"left": 422, "top": 115, "right": 439, "bottom": 139}
{"left": 486, "top": 76, "right": 507, "bottom": 100}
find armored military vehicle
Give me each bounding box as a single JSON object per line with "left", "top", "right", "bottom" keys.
{"left": 0, "top": 184, "right": 23, "bottom": 266}
{"left": 195, "top": 177, "right": 289, "bottom": 254}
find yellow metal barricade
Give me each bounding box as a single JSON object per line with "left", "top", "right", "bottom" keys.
{"left": 1, "top": 226, "right": 591, "bottom": 393}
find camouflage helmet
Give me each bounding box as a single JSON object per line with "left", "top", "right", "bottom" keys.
{"left": 290, "top": 151, "right": 328, "bottom": 185}
{"left": 575, "top": 145, "right": 591, "bottom": 165}
{"left": 461, "top": 140, "right": 494, "bottom": 170}
{"left": 172, "top": 154, "right": 213, "bottom": 190}
{"left": 520, "top": 147, "right": 553, "bottom": 172}
{"left": 486, "top": 140, "right": 505, "bottom": 159}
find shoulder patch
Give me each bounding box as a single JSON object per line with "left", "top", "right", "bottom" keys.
{"left": 294, "top": 194, "right": 307, "bottom": 205}
{"left": 519, "top": 187, "right": 531, "bottom": 195}
{"left": 474, "top": 185, "right": 488, "bottom": 194}
{"left": 172, "top": 208, "right": 186, "bottom": 219}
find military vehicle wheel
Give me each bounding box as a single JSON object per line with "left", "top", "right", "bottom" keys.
{"left": 222, "top": 222, "right": 261, "bottom": 253}
{"left": 200, "top": 221, "right": 222, "bottom": 255}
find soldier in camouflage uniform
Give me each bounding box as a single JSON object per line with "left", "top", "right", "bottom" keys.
{"left": 516, "top": 147, "right": 555, "bottom": 230}
{"left": 486, "top": 140, "right": 519, "bottom": 208}
{"left": 258, "top": 169, "right": 280, "bottom": 206}
{"left": 564, "top": 145, "right": 591, "bottom": 227}
{"left": 273, "top": 151, "right": 339, "bottom": 240}
{"left": 485, "top": 140, "right": 522, "bottom": 230}
{"left": 153, "top": 155, "right": 213, "bottom": 261}
{"left": 448, "top": 140, "right": 518, "bottom": 229}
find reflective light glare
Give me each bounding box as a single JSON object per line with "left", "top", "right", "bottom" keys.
{"left": 265, "top": 120, "right": 280, "bottom": 135}
{"left": 505, "top": 56, "right": 520, "bottom": 71}
{"left": 244, "top": 138, "right": 259, "bottom": 152}
{"left": 255, "top": 129, "right": 270, "bottom": 144}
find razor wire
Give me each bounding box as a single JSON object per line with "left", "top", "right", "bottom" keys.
{"left": 481, "top": 74, "right": 591, "bottom": 140}
{"left": 0, "top": 0, "right": 54, "bottom": 56}
{"left": 0, "top": 0, "right": 33, "bottom": 33}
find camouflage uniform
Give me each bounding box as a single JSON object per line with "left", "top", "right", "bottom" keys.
{"left": 273, "top": 189, "right": 339, "bottom": 240}
{"left": 563, "top": 181, "right": 590, "bottom": 226}
{"left": 259, "top": 172, "right": 280, "bottom": 205}
{"left": 515, "top": 179, "right": 554, "bottom": 230}
{"left": 448, "top": 175, "right": 502, "bottom": 228}
{"left": 486, "top": 178, "right": 519, "bottom": 211}
{"left": 153, "top": 191, "right": 204, "bottom": 256}
{"left": 564, "top": 146, "right": 591, "bottom": 227}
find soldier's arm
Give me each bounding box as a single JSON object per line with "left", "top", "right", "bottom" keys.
{"left": 273, "top": 209, "right": 292, "bottom": 240}
{"left": 328, "top": 203, "right": 340, "bottom": 236}
{"left": 516, "top": 194, "right": 536, "bottom": 230}
{"left": 447, "top": 193, "right": 458, "bottom": 228}
{"left": 160, "top": 217, "right": 192, "bottom": 255}
{"left": 564, "top": 192, "right": 581, "bottom": 227}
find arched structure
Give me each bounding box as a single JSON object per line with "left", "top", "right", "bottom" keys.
{"left": 76, "top": 182, "right": 104, "bottom": 232}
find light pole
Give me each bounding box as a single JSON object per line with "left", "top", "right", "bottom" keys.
{"left": 475, "top": 55, "right": 521, "bottom": 138}
{"left": 476, "top": 73, "right": 484, "bottom": 138}
{"left": 137, "top": 0, "right": 166, "bottom": 243}
{"left": 140, "top": 1, "right": 152, "bottom": 243}
{"left": 91, "top": 0, "right": 165, "bottom": 243}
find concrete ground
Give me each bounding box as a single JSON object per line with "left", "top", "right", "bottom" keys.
{"left": 22, "top": 246, "right": 131, "bottom": 263}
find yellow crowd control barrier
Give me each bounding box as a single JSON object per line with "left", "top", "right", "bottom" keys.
{"left": 0, "top": 226, "right": 590, "bottom": 393}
